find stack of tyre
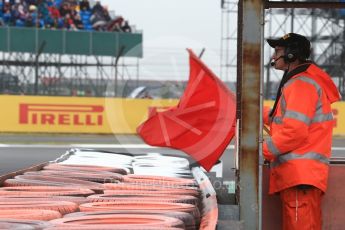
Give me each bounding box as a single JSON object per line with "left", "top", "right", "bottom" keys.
{"left": 132, "top": 153, "right": 194, "bottom": 178}
{"left": 0, "top": 150, "right": 202, "bottom": 229}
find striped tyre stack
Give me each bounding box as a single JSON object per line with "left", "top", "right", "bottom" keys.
{"left": 0, "top": 149, "right": 210, "bottom": 229}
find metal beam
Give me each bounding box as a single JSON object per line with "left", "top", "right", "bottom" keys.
{"left": 237, "top": 0, "right": 263, "bottom": 228}
{"left": 0, "top": 60, "right": 137, "bottom": 67}
{"left": 265, "top": 1, "right": 345, "bottom": 9}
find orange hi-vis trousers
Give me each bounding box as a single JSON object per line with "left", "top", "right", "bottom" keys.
{"left": 280, "top": 186, "right": 323, "bottom": 230}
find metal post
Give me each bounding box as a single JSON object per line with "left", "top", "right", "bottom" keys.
{"left": 237, "top": 0, "right": 263, "bottom": 229}
{"left": 311, "top": 9, "right": 316, "bottom": 61}
{"left": 290, "top": 8, "right": 295, "bottom": 32}
{"left": 198, "top": 48, "right": 206, "bottom": 59}
{"left": 114, "top": 46, "right": 125, "bottom": 97}
{"left": 265, "top": 12, "right": 272, "bottom": 99}
{"left": 136, "top": 58, "right": 139, "bottom": 88}
{"left": 265, "top": 63, "right": 271, "bottom": 99}
{"left": 342, "top": 30, "right": 345, "bottom": 98}
{"left": 34, "top": 41, "right": 46, "bottom": 95}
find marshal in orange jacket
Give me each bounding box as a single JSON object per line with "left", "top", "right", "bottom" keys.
{"left": 263, "top": 63, "right": 341, "bottom": 194}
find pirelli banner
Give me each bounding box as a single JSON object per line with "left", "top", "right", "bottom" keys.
{"left": 0, "top": 95, "right": 178, "bottom": 134}
{"left": 0, "top": 95, "right": 344, "bottom": 135}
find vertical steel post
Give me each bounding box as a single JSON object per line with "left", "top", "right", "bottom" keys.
{"left": 34, "top": 41, "right": 46, "bottom": 95}
{"left": 114, "top": 46, "right": 125, "bottom": 97}
{"left": 237, "top": 0, "right": 263, "bottom": 229}
{"left": 290, "top": 8, "right": 295, "bottom": 32}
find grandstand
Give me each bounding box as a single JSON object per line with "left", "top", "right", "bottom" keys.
{"left": 0, "top": 0, "right": 142, "bottom": 96}
{"left": 3, "top": 1, "right": 344, "bottom": 99}
{"left": 0, "top": 0, "right": 132, "bottom": 32}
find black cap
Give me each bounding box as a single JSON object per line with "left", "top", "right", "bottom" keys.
{"left": 267, "top": 33, "right": 311, "bottom": 59}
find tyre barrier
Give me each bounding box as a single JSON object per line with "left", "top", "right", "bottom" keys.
{"left": 59, "top": 159, "right": 132, "bottom": 174}
{"left": 132, "top": 165, "right": 193, "bottom": 179}
{"left": 103, "top": 188, "right": 200, "bottom": 199}
{"left": 0, "top": 209, "right": 61, "bottom": 221}
{"left": 46, "top": 225, "right": 183, "bottom": 230}
{"left": 43, "top": 164, "right": 128, "bottom": 175}
{"left": 50, "top": 214, "right": 185, "bottom": 228}
{"left": 3, "top": 175, "right": 104, "bottom": 191}
{"left": 24, "top": 170, "right": 123, "bottom": 183}
{"left": 87, "top": 193, "right": 199, "bottom": 206}
{"left": 132, "top": 154, "right": 193, "bottom": 178}
{"left": 199, "top": 207, "right": 218, "bottom": 230}
{"left": 0, "top": 218, "right": 51, "bottom": 230}
{"left": 0, "top": 153, "right": 211, "bottom": 229}
{"left": 79, "top": 201, "right": 200, "bottom": 222}
{"left": 133, "top": 154, "right": 191, "bottom": 169}
{"left": 64, "top": 210, "right": 197, "bottom": 230}
{"left": 122, "top": 174, "right": 197, "bottom": 187}
{"left": 0, "top": 200, "right": 78, "bottom": 215}
{"left": 103, "top": 183, "right": 201, "bottom": 197}
{"left": 0, "top": 186, "right": 95, "bottom": 197}
{"left": 0, "top": 196, "right": 88, "bottom": 205}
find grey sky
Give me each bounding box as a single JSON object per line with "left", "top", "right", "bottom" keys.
{"left": 101, "top": 0, "right": 225, "bottom": 81}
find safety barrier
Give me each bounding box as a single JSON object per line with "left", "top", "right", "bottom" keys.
{"left": 0, "top": 149, "right": 206, "bottom": 229}
{"left": 0, "top": 95, "right": 344, "bottom": 135}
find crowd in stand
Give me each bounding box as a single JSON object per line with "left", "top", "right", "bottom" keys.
{"left": 0, "top": 0, "right": 132, "bottom": 32}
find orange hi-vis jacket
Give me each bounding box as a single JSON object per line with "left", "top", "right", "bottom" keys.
{"left": 263, "top": 63, "right": 341, "bottom": 194}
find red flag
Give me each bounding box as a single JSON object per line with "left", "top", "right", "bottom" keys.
{"left": 137, "top": 49, "right": 236, "bottom": 171}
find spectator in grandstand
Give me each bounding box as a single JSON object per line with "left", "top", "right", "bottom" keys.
{"left": 53, "top": 0, "right": 63, "bottom": 8}
{"left": 12, "top": 0, "right": 28, "bottom": 21}
{"left": 51, "top": 17, "right": 62, "bottom": 28}
{"left": 73, "top": 13, "right": 83, "bottom": 30}
{"left": 12, "top": 1, "right": 28, "bottom": 27}
{"left": 62, "top": 0, "right": 78, "bottom": 7}
{"left": 91, "top": 1, "right": 103, "bottom": 14}
{"left": 69, "top": 4, "right": 78, "bottom": 19}
{"left": 25, "top": 4, "right": 38, "bottom": 27}
{"left": 59, "top": 2, "right": 70, "bottom": 17}
{"left": 90, "top": 3, "right": 109, "bottom": 31}
{"left": 79, "top": 0, "right": 90, "bottom": 11}
{"left": 63, "top": 13, "right": 75, "bottom": 29}
{"left": 90, "top": 11, "right": 106, "bottom": 30}
{"left": 121, "top": 20, "right": 131, "bottom": 33}
{"left": 38, "top": 0, "right": 50, "bottom": 27}
{"left": 44, "top": 3, "right": 59, "bottom": 28}
{"left": 2, "top": 2, "right": 13, "bottom": 25}
{"left": 102, "top": 5, "right": 111, "bottom": 23}
{"left": 46, "top": 0, "right": 54, "bottom": 7}
{"left": 25, "top": 0, "right": 36, "bottom": 6}
{"left": 48, "top": 3, "right": 61, "bottom": 20}
{"left": 107, "top": 15, "right": 123, "bottom": 32}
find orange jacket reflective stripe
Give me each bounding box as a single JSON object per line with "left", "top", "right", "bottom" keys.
{"left": 263, "top": 63, "right": 341, "bottom": 194}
